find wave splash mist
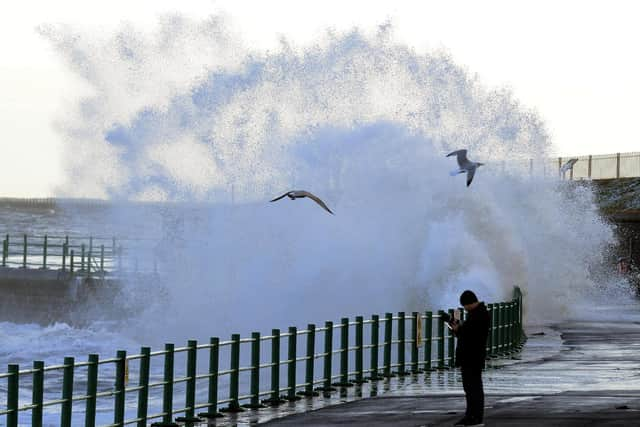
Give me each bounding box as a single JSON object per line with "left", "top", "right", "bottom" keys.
{"left": 41, "top": 16, "right": 618, "bottom": 343}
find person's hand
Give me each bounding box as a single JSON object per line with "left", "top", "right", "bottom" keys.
{"left": 450, "top": 320, "right": 459, "bottom": 332}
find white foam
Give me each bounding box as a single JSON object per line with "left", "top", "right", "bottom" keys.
{"left": 30, "top": 16, "right": 627, "bottom": 345}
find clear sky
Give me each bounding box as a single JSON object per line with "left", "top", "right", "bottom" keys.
{"left": 1, "top": 0, "right": 639, "bottom": 197}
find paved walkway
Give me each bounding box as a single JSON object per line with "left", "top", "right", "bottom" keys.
{"left": 202, "top": 302, "right": 640, "bottom": 426}
{"left": 260, "top": 391, "right": 640, "bottom": 426}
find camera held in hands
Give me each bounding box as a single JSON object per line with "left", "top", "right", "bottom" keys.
{"left": 441, "top": 312, "right": 452, "bottom": 323}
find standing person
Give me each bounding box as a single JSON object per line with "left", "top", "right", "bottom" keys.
{"left": 449, "top": 290, "right": 490, "bottom": 427}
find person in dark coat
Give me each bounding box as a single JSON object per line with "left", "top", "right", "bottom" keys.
{"left": 450, "top": 290, "right": 490, "bottom": 426}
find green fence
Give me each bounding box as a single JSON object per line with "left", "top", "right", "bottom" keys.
{"left": 0, "top": 289, "right": 524, "bottom": 426}
{"left": 0, "top": 234, "right": 159, "bottom": 277}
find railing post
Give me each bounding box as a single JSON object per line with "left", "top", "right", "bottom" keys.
{"left": 2, "top": 237, "right": 7, "bottom": 267}
{"left": 61, "top": 357, "right": 74, "bottom": 427}
{"left": 558, "top": 157, "right": 562, "bottom": 177}
{"left": 499, "top": 303, "right": 505, "bottom": 354}
{"left": 411, "top": 312, "right": 420, "bottom": 374}
{"left": 336, "top": 318, "right": 353, "bottom": 386}
{"left": 512, "top": 302, "right": 517, "bottom": 349}
{"left": 370, "top": 314, "right": 379, "bottom": 381}
{"left": 286, "top": 327, "right": 299, "bottom": 401}
{"left": 199, "top": 337, "right": 222, "bottom": 418}
{"left": 512, "top": 300, "right": 518, "bottom": 347}
{"left": 448, "top": 309, "right": 455, "bottom": 368}
{"left": 617, "top": 152, "right": 621, "bottom": 178}
{"left": 320, "top": 321, "right": 334, "bottom": 391}
{"left": 100, "top": 245, "right": 105, "bottom": 272}
{"left": 504, "top": 303, "right": 510, "bottom": 353}
{"left": 267, "top": 329, "right": 284, "bottom": 404}
{"left": 23, "top": 234, "right": 27, "bottom": 268}
{"left": 247, "top": 333, "right": 264, "bottom": 408}
{"left": 487, "top": 304, "right": 494, "bottom": 357}
{"left": 7, "top": 364, "right": 19, "bottom": 427}
{"left": 87, "top": 242, "right": 92, "bottom": 278}
{"left": 62, "top": 242, "right": 67, "bottom": 271}
{"left": 503, "top": 303, "right": 509, "bottom": 353}
{"left": 506, "top": 303, "right": 512, "bottom": 352}
{"left": 518, "top": 296, "right": 524, "bottom": 345}
{"left": 136, "top": 348, "right": 150, "bottom": 427}
{"left": 493, "top": 303, "right": 499, "bottom": 355}
{"left": 112, "top": 237, "right": 117, "bottom": 270}
{"left": 397, "top": 312, "right": 407, "bottom": 375}
{"left": 355, "top": 316, "right": 365, "bottom": 383}
{"left": 86, "top": 354, "right": 99, "bottom": 427}
{"left": 383, "top": 313, "right": 393, "bottom": 377}
{"left": 302, "top": 324, "right": 317, "bottom": 396}
{"left": 70, "top": 250, "right": 75, "bottom": 273}
{"left": 495, "top": 303, "right": 501, "bottom": 354}
{"left": 424, "top": 311, "right": 433, "bottom": 370}
{"left": 588, "top": 155, "right": 592, "bottom": 179}
{"left": 114, "top": 350, "right": 126, "bottom": 426}
{"left": 32, "top": 360, "right": 44, "bottom": 427}
{"left": 184, "top": 340, "right": 198, "bottom": 418}
{"left": 42, "top": 235, "right": 48, "bottom": 268}
{"left": 224, "top": 335, "right": 242, "bottom": 411}
{"left": 81, "top": 244, "right": 86, "bottom": 271}
{"left": 162, "top": 343, "right": 175, "bottom": 422}
{"left": 437, "top": 310, "right": 445, "bottom": 369}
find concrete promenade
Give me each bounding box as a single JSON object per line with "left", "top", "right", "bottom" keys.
{"left": 206, "top": 301, "right": 640, "bottom": 426}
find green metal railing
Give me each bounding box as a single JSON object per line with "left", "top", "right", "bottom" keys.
{"left": 0, "top": 234, "right": 159, "bottom": 278}
{"left": 0, "top": 288, "right": 525, "bottom": 426}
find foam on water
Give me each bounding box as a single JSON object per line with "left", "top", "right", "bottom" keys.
{"left": 24, "top": 16, "right": 627, "bottom": 349}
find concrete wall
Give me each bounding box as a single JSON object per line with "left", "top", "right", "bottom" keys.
{"left": 0, "top": 268, "right": 130, "bottom": 325}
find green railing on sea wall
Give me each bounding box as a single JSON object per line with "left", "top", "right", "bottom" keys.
{"left": 0, "top": 288, "right": 525, "bottom": 427}
{"left": 0, "top": 234, "right": 156, "bottom": 277}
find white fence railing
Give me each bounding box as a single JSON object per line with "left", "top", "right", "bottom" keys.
{"left": 496, "top": 152, "right": 640, "bottom": 180}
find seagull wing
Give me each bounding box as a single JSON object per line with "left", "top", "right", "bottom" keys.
{"left": 270, "top": 192, "right": 290, "bottom": 202}
{"left": 447, "top": 149, "right": 469, "bottom": 168}
{"left": 300, "top": 191, "right": 334, "bottom": 215}
{"left": 559, "top": 159, "right": 578, "bottom": 174}
{"left": 466, "top": 167, "right": 477, "bottom": 187}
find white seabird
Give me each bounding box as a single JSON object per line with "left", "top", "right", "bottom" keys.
{"left": 270, "top": 190, "right": 334, "bottom": 215}
{"left": 447, "top": 149, "right": 484, "bottom": 187}
{"left": 560, "top": 158, "right": 579, "bottom": 177}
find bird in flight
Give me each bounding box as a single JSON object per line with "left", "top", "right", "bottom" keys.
{"left": 559, "top": 158, "right": 579, "bottom": 178}
{"left": 270, "top": 190, "right": 334, "bottom": 215}
{"left": 447, "top": 149, "right": 485, "bottom": 187}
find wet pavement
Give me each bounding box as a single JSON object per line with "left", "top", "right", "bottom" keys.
{"left": 191, "top": 303, "right": 640, "bottom": 426}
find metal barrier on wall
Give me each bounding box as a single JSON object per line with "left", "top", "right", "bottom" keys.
{"left": 501, "top": 152, "right": 640, "bottom": 180}
{"left": 0, "top": 289, "right": 525, "bottom": 426}
{"left": 0, "top": 234, "right": 158, "bottom": 278}
{"left": 559, "top": 152, "right": 640, "bottom": 180}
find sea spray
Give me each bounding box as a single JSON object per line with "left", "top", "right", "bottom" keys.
{"left": 37, "top": 16, "right": 621, "bottom": 344}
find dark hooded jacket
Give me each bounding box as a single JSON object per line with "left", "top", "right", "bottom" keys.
{"left": 454, "top": 302, "right": 490, "bottom": 369}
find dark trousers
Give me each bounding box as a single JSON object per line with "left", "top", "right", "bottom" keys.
{"left": 461, "top": 366, "right": 484, "bottom": 421}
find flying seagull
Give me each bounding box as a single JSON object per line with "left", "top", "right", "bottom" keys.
{"left": 447, "top": 149, "right": 484, "bottom": 187}
{"left": 560, "top": 158, "right": 579, "bottom": 177}
{"left": 270, "top": 190, "right": 334, "bottom": 215}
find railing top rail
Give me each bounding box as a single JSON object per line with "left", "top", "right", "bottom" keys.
{"left": 0, "top": 292, "right": 525, "bottom": 427}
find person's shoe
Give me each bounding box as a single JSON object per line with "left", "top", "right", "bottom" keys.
{"left": 454, "top": 417, "right": 469, "bottom": 426}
